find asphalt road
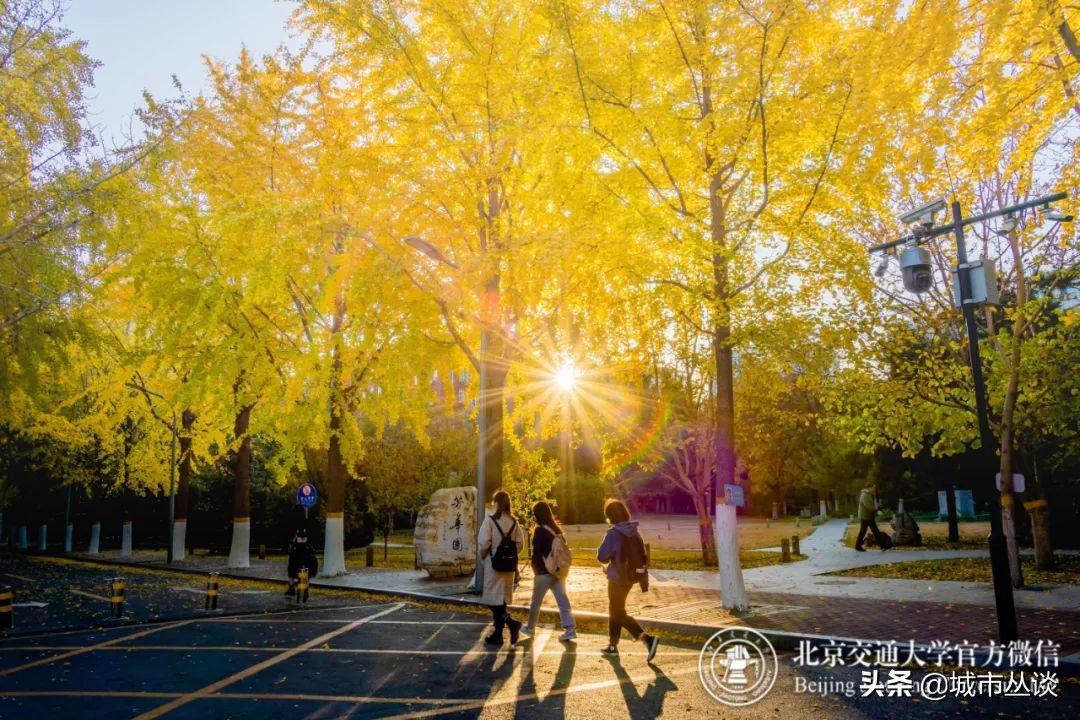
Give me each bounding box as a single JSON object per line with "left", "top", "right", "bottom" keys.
{"left": 1, "top": 554, "right": 1078, "bottom": 719}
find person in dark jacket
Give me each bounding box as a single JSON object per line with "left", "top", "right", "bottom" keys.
{"left": 285, "top": 513, "right": 318, "bottom": 595}
{"left": 521, "top": 501, "right": 576, "bottom": 641}
{"left": 596, "top": 498, "right": 658, "bottom": 660}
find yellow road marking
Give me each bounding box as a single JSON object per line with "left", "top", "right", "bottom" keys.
{"left": 361, "top": 665, "right": 702, "bottom": 720}
{"left": 0, "top": 644, "right": 699, "bottom": 657}
{"left": 134, "top": 602, "right": 406, "bottom": 719}
{"left": 0, "top": 619, "right": 196, "bottom": 677}
{"left": 69, "top": 588, "right": 111, "bottom": 602}
{"left": 0, "top": 690, "right": 471, "bottom": 707}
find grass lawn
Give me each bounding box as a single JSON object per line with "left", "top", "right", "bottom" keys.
{"left": 841, "top": 520, "right": 990, "bottom": 550}
{"left": 827, "top": 554, "right": 1080, "bottom": 586}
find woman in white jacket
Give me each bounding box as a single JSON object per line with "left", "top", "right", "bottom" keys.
{"left": 477, "top": 490, "right": 524, "bottom": 645}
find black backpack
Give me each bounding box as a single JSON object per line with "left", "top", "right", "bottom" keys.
{"left": 620, "top": 531, "right": 650, "bottom": 592}
{"left": 491, "top": 517, "right": 519, "bottom": 572}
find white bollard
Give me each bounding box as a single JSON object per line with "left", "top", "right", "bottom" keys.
{"left": 65, "top": 523, "right": 73, "bottom": 553}
{"left": 88, "top": 521, "right": 101, "bottom": 554}
{"left": 17, "top": 525, "right": 28, "bottom": 550}
{"left": 38, "top": 524, "right": 47, "bottom": 551}
{"left": 121, "top": 521, "right": 133, "bottom": 557}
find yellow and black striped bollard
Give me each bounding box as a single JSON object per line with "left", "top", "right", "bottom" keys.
{"left": 205, "top": 572, "right": 220, "bottom": 610}
{"left": 0, "top": 585, "right": 12, "bottom": 629}
{"left": 109, "top": 577, "right": 125, "bottom": 618}
{"left": 296, "top": 566, "right": 309, "bottom": 604}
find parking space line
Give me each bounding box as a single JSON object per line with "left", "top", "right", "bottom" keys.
{"left": 0, "top": 619, "right": 197, "bottom": 677}
{"left": 373, "top": 664, "right": 703, "bottom": 720}
{"left": 0, "top": 644, "right": 700, "bottom": 657}
{"left": 2, "top": 573, "right": 34, "bottom": 582}
{"left": 69, "top": 588, "right": 111, "bottom": 602}
{"left": 0, "top": 691, "right": 181, "bottom": 699}
{"left": 134, "top": 602, "right": 406, "bottom": 719}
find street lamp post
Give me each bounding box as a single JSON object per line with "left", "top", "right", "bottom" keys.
{"left": 870, "top": 191, "right": 1069, "bottom": 643}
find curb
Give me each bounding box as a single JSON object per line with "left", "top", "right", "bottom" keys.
{"left": 16, "top": 552, "right": 1080, "bottom": 677}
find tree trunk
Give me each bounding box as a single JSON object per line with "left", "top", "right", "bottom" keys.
{"left": 172, "top": 409, "right": 194, "bottom": 562}
{"left": 323, "top": 395, "right": 347, "bottom": 576}
{"left": 1025, "top": 455, "right": 1054, "bottom": 570}
{"left": 693, "top": 496, "right": 718, "bottom": 567}
{"left": 228, "top": 403, "right": 253, "bottom": 568}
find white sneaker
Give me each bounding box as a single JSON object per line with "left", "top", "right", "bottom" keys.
{"left": 559, "top": 628, "right": 577, "bottom": 641}
{"left": 519, "top": 625, "right": 533, "bottom": 639}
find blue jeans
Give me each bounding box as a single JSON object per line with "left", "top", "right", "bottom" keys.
{"left": 527, "top": 573, "right": 575, "bottom": 629}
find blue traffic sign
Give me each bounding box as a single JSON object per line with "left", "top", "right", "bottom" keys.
{"left": 723, "top": 484, "right": 745, "bottom": 508}
{"left": 297, "top": 483, "right": 318, "bottom": 508}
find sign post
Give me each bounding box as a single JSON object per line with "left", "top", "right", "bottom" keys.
{"left": 297, "top": 483, "right": 318, "bottom": 518}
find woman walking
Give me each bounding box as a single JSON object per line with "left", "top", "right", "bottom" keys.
{"left": 521, "top": 501, "right": 576, "bottom": 642}
{"left": 477, "top": 490, "right": 525, "bottom": 645}
{"left": 597, "top": 498, "right": 659, "bottom": 660}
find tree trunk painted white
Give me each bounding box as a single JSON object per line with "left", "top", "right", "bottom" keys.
{"left": 771, "top": 502, "right": 778, "bottom": 520}
{"left": 819, "top": 500, "right": 827, "bottom": 517}
{"left": 898, "top": 498, "right": 905, "bottom": 515}
{"left": 88, "top": 522, "right": 100, "bottom": 554}
{"left": 322, "top": 514, "right": 346, "bottom": 577}
{"left": 38, "top": 524, "right": 47, "bottom": 551}
{"left": 65, "top": 523, "right": 73, "bottom": 553}
{"left": 715, "top": 502, "right": 748, "bottom": 611}
{"left": 227, "top": 519, "right": 250, "bottom": 568}
{"left": 171, "top": 519, "right": 187, "bottom": 562}
{"left": 17, "top": 525, "right": 27, "bottom": 550}
{"left": 121, "top": 521, "right": 133, "bottom": 557}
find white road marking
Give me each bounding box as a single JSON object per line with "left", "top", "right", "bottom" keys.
{"left": 12, "top": 601, "right": 47, "bottom": 608}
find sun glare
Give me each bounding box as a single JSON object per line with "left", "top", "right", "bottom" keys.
{"left": 555, "top": 364, "right": 577, "bottom": 391}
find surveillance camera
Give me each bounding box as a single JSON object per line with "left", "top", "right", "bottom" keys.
{"left": 874, "top": 255, "right": 890, "bottom": 278}
{"left": 899, "top": 198, "right": 947, "bottom": 226}
{"left": 993, "top": 216, "right": 1018, "bottom": 236}
{"left": 900, "top": 244, "right": 933, "bottom": 293}
{"left": 1043, "top": 208, "right": 1074, "bottom": 222}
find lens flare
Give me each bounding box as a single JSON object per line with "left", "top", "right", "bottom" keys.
{"left": 555, "top": 364, "right": 577, "bottom": 391}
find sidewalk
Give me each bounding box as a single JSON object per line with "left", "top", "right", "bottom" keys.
{"left": 90, "top": 536, "right": 1080, "bottom": 663}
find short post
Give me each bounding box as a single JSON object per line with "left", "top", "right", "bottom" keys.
{"left": 205, "top": 572, "right": 219, "bottom": 610}
{"left": 781, "top": 538, "right": 791, "bottom": 563}
{"left": 258, "top": 544, "right": 266, "bottom": 560}
{"left": 791, "top": 535, "right": 800, "bottom": 556}
{"left": 296, "top": 566, "right": 309, "bottom": 604}
{"left": 365, "top": 546, "right": 374, "bottom": 567}
{"left": 0, "top": 585, "right": 12, "bottom": 630}
{"left": 38, "top": 524, "right": 47, "bottom": 551}
{"left": 65, "top": 523, "right": 73, "bottom": 553}
{"left": 109, "top": 577, "right": 125, "bottom": 618}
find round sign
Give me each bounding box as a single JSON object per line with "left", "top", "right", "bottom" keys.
{"left": 297, "top": 483, "right": 318, "bottom": 508}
